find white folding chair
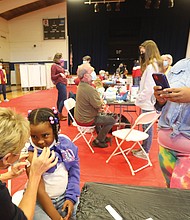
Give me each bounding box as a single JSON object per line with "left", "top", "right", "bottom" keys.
{"left": 106, "top": 111, "right": 160, "bottom": 175}
{"left": 64, "top": 98, "right": 96, "bottom": 153}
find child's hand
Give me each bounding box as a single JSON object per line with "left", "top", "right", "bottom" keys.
{"left": 62, "top": 200, "right": 74, "bottom": 220}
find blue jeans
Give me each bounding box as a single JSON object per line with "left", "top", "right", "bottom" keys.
{"left": 33, "top": 193, "right": 79, "bottom": 220}
{"left": 142, "top": 109, "right": 154, "bottom": 153}
{"left": 94, "top": 113, "right": 116, "bottom": 142}
{"left": 133, "top": 77, "right": 141, "bottom": 86}
{"left": 56, "top": 83, "right": 67, "bottom": 113}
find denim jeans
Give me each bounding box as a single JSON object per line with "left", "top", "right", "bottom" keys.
{"left": 133, "top": 77, "right": 141, "bottom": 86}
{"left": 33, "top": 193, "right": 79, "bottom": 220}
{"left": 56, "top": 82, "right": 67, "bottom": 113}
{"left": 142, "top": 109, "right": 154, "bottom": 153}
{"left": 94, "top": 113, "right": 116, "bottom": 142}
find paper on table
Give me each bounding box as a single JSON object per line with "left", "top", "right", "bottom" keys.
{"left": 105, "top": 205, "right": 123, "bottom": 220}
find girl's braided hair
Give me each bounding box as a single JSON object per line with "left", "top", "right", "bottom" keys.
{"left": 28, "top": 107, "right": 60, "bottom": 142}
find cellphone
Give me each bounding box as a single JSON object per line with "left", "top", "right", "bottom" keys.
{"left": 152, "top": 73, "right": 170, "bottom": 89}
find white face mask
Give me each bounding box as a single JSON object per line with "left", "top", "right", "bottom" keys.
{"left": 83, "top": 60, "right": 88, "bottom": 64}
{"left": 163, "top": 60, "right": 169, "bottom": 67}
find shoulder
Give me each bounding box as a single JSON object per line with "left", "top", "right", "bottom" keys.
{"left": 58, "top": 135, "right": 78, "bottom": 152}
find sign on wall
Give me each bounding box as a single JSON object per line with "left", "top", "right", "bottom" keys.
{"left": 42, "top": 18, "right": 65, "bottom": 40}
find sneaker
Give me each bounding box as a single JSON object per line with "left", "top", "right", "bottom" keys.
{"left": 131, "top": 148, "right": 141, "bottom": 154}
{"left": 4, "top": 99, "right": 9, "bottom": 102}
{"left": 133, "top": 150, "right": 149, "bottom": 160}
{"left": 92, "top": 139, "right": 108, "bottom": 148}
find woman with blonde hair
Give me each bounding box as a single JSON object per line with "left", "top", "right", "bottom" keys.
{"left": 133, "top": 40, "right": 163, "bottom": 159}
{"left": 161, "top": 54, "right": 173, "bottom": 74}
{"left": 0, "top": 107, "right": 57, "bottom": 220}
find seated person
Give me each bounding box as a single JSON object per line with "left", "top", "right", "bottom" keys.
{"left": 93, "top": 78, "right": 105, "bottom": 99}
{"left": 74, "top": 63, "right": 116, "bottom": 148}
{"left": 99, "top": 70, "right": 106, "bottom": 80}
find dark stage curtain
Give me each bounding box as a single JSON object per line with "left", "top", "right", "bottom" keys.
{"left": 67, "top": 0, "right": 190, "bottom": 74}
{"left": 67, "top": 2, "right": 109, "bottom": 74}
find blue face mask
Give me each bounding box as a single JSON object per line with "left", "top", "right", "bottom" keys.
{"left": 163, "top": 60, "right": 169, "bottom": 67}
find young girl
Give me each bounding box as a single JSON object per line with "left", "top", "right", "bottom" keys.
{"left": 27, "top": 107, "right": 80, "bottom": 220}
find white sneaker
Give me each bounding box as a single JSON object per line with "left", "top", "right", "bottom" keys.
{"left": 4, "top": 99, "right": 9, "bottom": 102}
{"left": 133, "top": 150, "right": 149, "bottom": 160}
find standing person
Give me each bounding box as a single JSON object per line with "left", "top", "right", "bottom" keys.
{"left": 82, "top": 55, "right": 97, "bottom": 81}
{"left": 133, "top": 40, "right": 163, "bottom": 159}
{"left": 154, "top": 58, "right": 190, "bottom": 189}
{"left": 0, "top": 63, "right": 9, "bottom": 102}
{"left": 116, "top": 63, "right": 128, "bottom": 78}
{"left": 161, "top": 54, "right": 173, "bottom": 74}
{"left": 0, "top": 107, "right": 57, "bottom": 220}
{"left": 51, "top": 53, "right": 68, "bottom": 121}
{"left": 27, "top": 107, "right": 80, "bottom": 220}
{"left": 75, "top": 63, "right": 116, "bottom": 148}
{"left": 132, "top": 59, "right": 142, "bottom": 86}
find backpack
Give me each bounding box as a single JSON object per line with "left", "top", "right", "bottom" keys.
{"left": 109, "top": 114, "right": 131, "bottom": 133}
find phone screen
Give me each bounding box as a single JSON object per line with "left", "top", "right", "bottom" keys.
{"left": 152, "top": 73, "right": 170, "bottom": 89}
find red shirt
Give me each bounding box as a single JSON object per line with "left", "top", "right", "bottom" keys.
{"left": 0, "top": 69, "right": 6, "bottom": 84}
{"left": 51, "top": 63, "right": 67, "bottom": 85}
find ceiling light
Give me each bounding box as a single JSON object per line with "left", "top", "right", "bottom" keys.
{"left": 115, "top": 2, "right": 120, "bottom": 11}
{"left": 145, "top": 0, "right": 152, "bottom": 9}
{"left": 84, "top": 0, "right": 125, "bottom": 4}
{"left": 154, "top": 0, "right": 161, "bottom": 9}
{"left": 168, "top": 0, "right": 174, "bottom": 8}
{"left": 94, "top": 3, "right": 100, "bottom": 12}
{"left": 106, "top": 2, "right": 112, "bottom": 11}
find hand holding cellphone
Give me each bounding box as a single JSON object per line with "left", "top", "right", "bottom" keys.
{"left": 152, "top": 73, "right": 170, "bottom": 89}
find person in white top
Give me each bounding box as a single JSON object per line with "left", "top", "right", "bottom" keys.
{"left": 82, "top": 55, "right": 97, "bottom": 81}
{"left": 134, "top": 40, "right": 164, "bottom": 159}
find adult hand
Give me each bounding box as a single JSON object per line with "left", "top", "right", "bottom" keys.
{"left": 62, "top": 200, "right": 74, "bottom": 220}
{"left": 9, "top": 158, "right": 29, "bottom": 179}
{"left": 153, "top": 86, "right": 167, "bottom": 105}
{"left": 30, "top": 147, "right": 58, "bottom": 176}
{"left": 161, "top": 87, "right": 190, "bottom": 103}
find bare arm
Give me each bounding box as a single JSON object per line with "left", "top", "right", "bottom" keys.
{"left": 26, "top": 151, "right": 62, "bottom": 220}
{"left": 37, "top": 179, "right": 62, "bottom": 220}
{"left": 18, "top": 148, "right": 58, "bottom": 220}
